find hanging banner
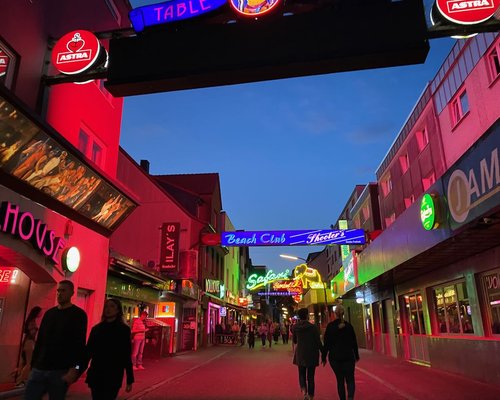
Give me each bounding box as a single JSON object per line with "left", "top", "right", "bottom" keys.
{"left": 159, "top": 223, "right": 181, "bottom": 271}
{"left": 221, "top": 229, "right": 365, "bottom": 247}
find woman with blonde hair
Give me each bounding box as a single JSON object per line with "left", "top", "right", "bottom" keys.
{"left": 322, "top": 304, "right": 359, "bottom": 400}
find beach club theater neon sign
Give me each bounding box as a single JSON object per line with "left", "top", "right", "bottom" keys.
{"left": 221, "top": 229, "right": 365, "bottom": 247}
{"left": 129, "top": 0, "right": 283, "bottom": 32}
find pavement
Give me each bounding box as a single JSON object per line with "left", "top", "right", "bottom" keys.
{"left": 3, "top": 343, "right": 500, "bottom": 400}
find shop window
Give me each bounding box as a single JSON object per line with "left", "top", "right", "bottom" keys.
{"left": 487, "top": 45, "right": 500, "bottom": 83}
{"left": 451, "top": 90, "right": 469, "bottom": 127}
{"left": 416, "top": 128, "right": 429, "bottom": 152}
{"left": 481, "top": 268, "right": 500, "bottom": 335}
{"left": 399, "top": 153, "right": 410, "bottom": 174}
{"left": 0, "top": 38, "right": 18, "bottom": 89}
{"left": 433, "top": 281, "right": 474, "bottom": 334}
{"left": 403, "top": 293, "right": 426, "bottom": 335}
{"left": 422, "top": 172, "right": 436, "bottom": 191}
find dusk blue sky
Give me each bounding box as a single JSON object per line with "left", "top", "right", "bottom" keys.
{"left": 122, "top": 1, "right": 455, "bottom": 272}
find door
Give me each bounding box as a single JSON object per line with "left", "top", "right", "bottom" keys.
{"left": 400, "top": 293, "right": 429, "bottom": 363}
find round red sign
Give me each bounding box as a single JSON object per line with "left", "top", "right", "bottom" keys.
{"left": 51, "top": 30, "right": 101, "bottom": 75}
{"left": 228, "top": 0, "right": 282, "bottom": 18}
{"left": 436, "top": 0, "right": 500, "bottom": 25}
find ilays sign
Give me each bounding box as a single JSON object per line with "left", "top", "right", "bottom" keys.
{"left": 51, "top": 30, "right": 105, "bottom": 75}
{"left": 160, "top": 222, "right": 181, "bottom": 272}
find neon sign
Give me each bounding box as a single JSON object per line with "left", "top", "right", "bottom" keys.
{"left": 0, "top": 201, "right": 66, "bottom": 264}
{"left": 435, "top": 0, "right": 500, "bottom": 25}
{"left": 228, "top": 0, "right": 282, "bottom": 17}
{"left": 51, "top": 30, "right": 102, "bottom": 75}
{"left": 221, "top": 229, "right": 365, "bottom": 247}
{"left": 420, "top": 194, "right": 438, "bottom": 231}
{"left": 272, "top": 279, "right": 302, "bottom": 294}
{"left": 246, "top": 269, "right": 291, "bottom": 290}
{"left": 129, "top": 0, "right": 227, "bottom": 32}
{"left": 0, "top": 267, "right": 19, "bottom": 284}
{"left": 293, "top": 264, "right": 324, "bottom": 289}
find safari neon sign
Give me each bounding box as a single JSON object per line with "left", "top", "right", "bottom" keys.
{"left": 246, "top": 269, "right": 291, "bottom": 290}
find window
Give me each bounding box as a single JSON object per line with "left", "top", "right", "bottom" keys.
{"left": 416, "top": 128, "right": 429, "bottom": 152}
{"left": 381, "top": 176, "right": 392, "bottom": 197}
{"left": 451, "top": 90, "right": 469, "bottom": 126}
{"left": 433, "top": 281, "right": 474, "bottom": 334}
{"left": 399, "top": 153, "right": 410, "bottom": 174}
{"left": 384, "top": 212, "right": 396, "bottom": 228}
{"left": 0, "top": 39, "right": 18, "bottom": 89}
{"left": 487, "top": 46, "right": 500, "bottom": 82}
{"left": 402, "top": 293, "right": 426, "bottom": 335}
{"left": 404, "top": 195, "right": 415, "bottom": 209}
{"left": 422, "top": 172, "right": 436, "bottom": 191}
{"left": 481, "top": 268, "right": 500, "bottom": 335}
{"left": 362, "top": 205, "right": 370, "bottom": 221}
{"left": 78, "top": 127, "right": 106, "bottom": 168}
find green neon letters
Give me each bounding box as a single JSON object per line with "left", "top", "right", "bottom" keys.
{"left": 246, "top": 269, "right": 291, "bottom": 290}
{"left": 420, "top": 193, "right": 437, "bottom": 231}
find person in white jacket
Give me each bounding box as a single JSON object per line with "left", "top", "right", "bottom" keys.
{"left": 131, "top": 311, "right": 148, "bottom": 370}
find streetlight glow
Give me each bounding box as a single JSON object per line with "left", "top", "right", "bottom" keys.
{"left": 280, "top": 254, "right": 299, "bottom": 260}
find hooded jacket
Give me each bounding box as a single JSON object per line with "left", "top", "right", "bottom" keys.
{"left": 322, "top": 319, "right": 359, "bottom": 363}
{"left": 292, "top": 320, "right": 323, "bottom": 367}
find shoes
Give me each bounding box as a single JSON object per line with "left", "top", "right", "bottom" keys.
{"left": 133, "top": 366, "right": 139, "bottom": 371}
{"left": 137, "top": 365, "right": 146, "bottom": 370}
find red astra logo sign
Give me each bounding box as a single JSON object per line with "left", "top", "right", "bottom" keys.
{"left": 0, "top": 49, "right": 10, "bottom": 78}
{"left": 436, "top": 0, "right": 500, "bottom": 24}
{"left": 51, "top": 30, "right": 101, "bottom": 75}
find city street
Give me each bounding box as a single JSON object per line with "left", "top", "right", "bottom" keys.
{"left": 59, "top": 343, "right": 500, "bottom": 400}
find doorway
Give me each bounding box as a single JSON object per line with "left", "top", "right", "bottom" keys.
{"left": 400, "top": 293, "right": 430, "bottom": 363}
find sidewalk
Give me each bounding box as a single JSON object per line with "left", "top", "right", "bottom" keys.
{"left": 355, "top": 349, "right": 500, "bottom": 400}
{"left": 0, "top": 345, "right": 232, "bottom": 400}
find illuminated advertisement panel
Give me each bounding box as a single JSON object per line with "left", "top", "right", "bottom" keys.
{"left": 0, "top": 94, "right": 136, "bottom": 231}
{"left": 221, "top": 229, "right": 365, "bottom": 247}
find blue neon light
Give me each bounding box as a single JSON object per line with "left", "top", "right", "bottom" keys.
{"left": 129, "top": 0, "right": 227, "bottom": 32}
{"left": 221, "top": 229, "right": 366, "bottom": 247}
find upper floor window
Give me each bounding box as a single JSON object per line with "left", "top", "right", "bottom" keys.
{"left": 416, "top": 128, "right": 429, "bottom": 152}
{"left": 384, "top": 212, "right": 396, "bottom": 228}
{"left": 78, "top": 127, "right": 106, "bottom": 168}
{"left": 451, "top": 90, "right": 469, "bottom": 127}
{"left": 0, "top": 38, "right": 18, "bottom": 89}
{"left": 422, "top": 172, "right": 436, "bottom": 191}
{"left": 487, "top": 44, "right": 500, "bottom": 83}
{"left": 404, "top": 195, "right": 415, "bottom": 209}
{"left": 399, "top": 153, "right": 410, "bottom": 174}
{"left": 381, "top": 175, "right": 392, "bottom": 197}
{"left": 362, "top": 205, "right": 370, "bottom": 221}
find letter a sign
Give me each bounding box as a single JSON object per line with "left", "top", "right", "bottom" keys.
{"left": 436, "top": 0, "right": 500, "bottom": 25}
{"left": 51, "top": 30, "right": 101, "bottom": 75}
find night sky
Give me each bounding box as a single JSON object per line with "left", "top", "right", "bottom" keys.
{"left": 122, "top": 1, "right": 455, "bottom": 272}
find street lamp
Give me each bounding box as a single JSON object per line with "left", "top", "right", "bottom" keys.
{"left": 279, "top": 253, "right": 330, "bottom": 326}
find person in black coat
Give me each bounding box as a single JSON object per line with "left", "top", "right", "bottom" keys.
{"left": 322, "top": 304, "right": 359, "bottom": 400}
{"left": 293, "top": 308, "right": 323, "bottom": 400}
{"left": 85, "top": 299, "right": 134, "bottom": 400}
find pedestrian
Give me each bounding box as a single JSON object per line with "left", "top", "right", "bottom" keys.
{"left": 131, "top": 311, "right": 148, "bottom": 371}
{"left": 293, "top": 308, "right": 323, "bottom": 400}
{"left": 268, "top": 321, "right": 274, "bottom": 348}
{"left": 12, "top": 307, "right": 42, "bottom": 387}
{"left": 258, "top": 323, "right": 268, "bottom": 347}
{"left": 273, "top": 322, "right": 280, "bottom": 344}
{"left": 322, "top": 304, "right": 359, "bottom": 400}
{"left": 240, "top": 322, "right": 247, "bottom": 346}
{"left": 231, "top": 321, "right": 240, "bottom": 344}
{"left": 281, "top": 322, "right": 289, "bottom": 344}
{"left": 290, "top": 319, "right": 297, "bottom": 353}
{"left": 24, "top": 280, "right": 87, "bottom": 400}
{"left": 85, "top": 299, "right": 134, "bottom": 400}
{"left": 248, "top": 325, "right": 255, "bottom": 349}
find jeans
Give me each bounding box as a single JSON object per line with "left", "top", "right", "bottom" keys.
{"left": 330, "top": 359, "right": 355, "bottom": 400}
{"left": 261, "top": 334, "right": 267, "bottom": 346}
{"left": 298, "top": 366, "right": 316, "bottom": 396}
{"left": 24, "top": 368, "right": 69, "bottom": 400}
{"left": 91, "top": 386, "right": 120, "bottom": 400}
{"left": 132, "top": 338, "right": 145, "bottom": 366}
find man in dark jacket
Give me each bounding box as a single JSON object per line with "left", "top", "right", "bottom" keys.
{"left": 293, "top": 308, "right": 323, "bottom": 400}
{"left": 322, "top": 304, "right": 359, "bottom": 400}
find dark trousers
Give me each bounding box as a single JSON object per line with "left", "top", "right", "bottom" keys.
{"left": 261, "top": 334, "right": 266, "bottom": 346}
{"left": 24, "top": 369, "right": 69, "bottom": 400}
{"left": 90, "top": 386, "right": 120, "bottom": 400}
{"left": 248, "top": 337, "right": 255, "bottom": 348}
{"left": 330, "top": 359, "right": 355, "bottom": 400}
{"left": 282, "top": 333, "right": 289, "bottom": 344}
{"left": 298, "top": 366, "right": 316, "bottom": 396}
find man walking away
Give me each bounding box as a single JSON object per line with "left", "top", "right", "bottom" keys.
{"left": 25, "top": 280, "right": 87, "bottom": 400}
{"left": 131, "top": 311, "right": 148, "bottom": 370}
{"left": 293, "top": 308, "right": 323, "bottom": 400}
{"left": 322, "top": 304, "right": 359, "bottom": 400}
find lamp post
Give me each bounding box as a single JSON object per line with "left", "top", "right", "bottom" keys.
{"left": 279, "top": 254, "right": 330, "bottom": 326}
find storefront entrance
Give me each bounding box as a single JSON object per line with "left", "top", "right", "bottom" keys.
{"left": 400, "top": 293, "right": 430, "bottom": 364}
